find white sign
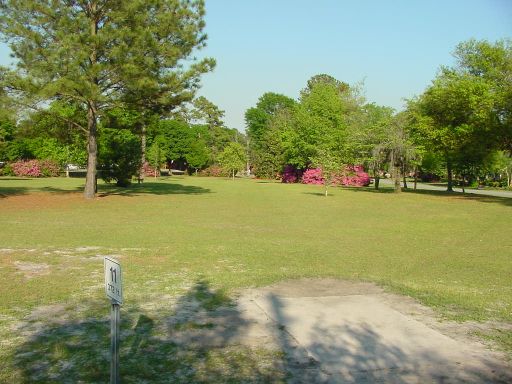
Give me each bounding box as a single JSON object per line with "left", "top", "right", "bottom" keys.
{"left": 104, "top": 257, "right": 123, "bottom": 304}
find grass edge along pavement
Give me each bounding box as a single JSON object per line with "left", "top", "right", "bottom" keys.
{"left": 0, "top": 176, "right": 511, "bottom": 381}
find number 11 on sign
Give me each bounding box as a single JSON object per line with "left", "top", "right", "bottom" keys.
{"left": 104, "top": 257, "right": 123, "bottom": 304}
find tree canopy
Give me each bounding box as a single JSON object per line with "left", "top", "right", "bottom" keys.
{"left": 0, "top": 0, "right": 214, "bottom": 197}
{"left": 409, "top": 39, "right": 511, "bottom": 190}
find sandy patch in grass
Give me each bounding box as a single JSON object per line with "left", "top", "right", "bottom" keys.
{"left": 14, "top": 261, "right": 50, "bottom": 279}
{"left": 5, "top": 278, "right": 511, "bottom": 383}
{"left": 75, "top": 246, "right": 101, "bottom": 252}
{"left": 242, "top": 278, "right": 512, "bottom": 349}
{"left": 0, "top": 192, "right": 84, "bottom": 210}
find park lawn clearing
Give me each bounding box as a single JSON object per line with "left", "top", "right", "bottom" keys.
{"left": 0, "top": 176, "right": 511, "bottom": 382}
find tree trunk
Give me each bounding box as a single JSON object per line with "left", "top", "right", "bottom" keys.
{"left": 402, "top": 163, "right": 407, "bottom": 189}
{"left": 446, "top": 158, "right": 454, "bottom": 192}
{"left": 140, "top": 123, "right": 146, "bottom": 183}
{"left": 232, "top": 170, "right": 235, "bottom": 180}
{"left": 374, "top": 176, "right": 380, "bottom": 190}
{"left": 84, "top": 4, "right": 98, "bottom": 199}
{"left": 84, "top": 104, "right": 98, "bottom": 199}
{"left": 394, "top": 176, "right": 401, "bottom": 193}
{"left": 413, "top": 166, "right": 418, "bottom": 190}
{"left": 461, "top": 174, "right": 466, "bottom": 193}
{"left": 391, "top": 151, "right": 401, "bottom": 193}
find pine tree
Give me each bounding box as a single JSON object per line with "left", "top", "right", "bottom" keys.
{"left": 0, "top": 0, "right": 214, "bottom": 198}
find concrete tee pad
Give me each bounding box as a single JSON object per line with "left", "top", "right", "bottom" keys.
{"left": 236, "top": 279, "right": 512, "bottom": 383}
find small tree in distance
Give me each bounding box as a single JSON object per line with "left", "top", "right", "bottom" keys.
{"left": 312, "top": 147, "right": 343, "bottom": 197}
{"left": 186, "top": 140, "right": 209, "bottom": 175}
{"left": 218, "top": 142, "right": 246, "bottom": 180}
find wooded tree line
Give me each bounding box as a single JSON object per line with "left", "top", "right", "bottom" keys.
{"left": 0, "top": 94, "right": 244, "bottom": 181}
{"left": 0, "top": 1, "right": 510, "bottom": 197}
{"left": 246, "top": 39, "right": 512, "bottom": 192}
{"left": 0, "top": 0, "right": 224, "bottom": 198}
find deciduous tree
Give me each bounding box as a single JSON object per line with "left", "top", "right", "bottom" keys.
{"left": 218, "top": 142, "right": 246, "bottom": 180}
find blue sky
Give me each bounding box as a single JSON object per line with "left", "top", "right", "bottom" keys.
{"left": 195, "top": 0, "right": 511, "bottom": 131}
{"left": 1, "top": 1, "right": 510, "bottom": 131}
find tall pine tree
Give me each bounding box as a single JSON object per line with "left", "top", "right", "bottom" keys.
{"left": 0, "top": 0, "right": 214, "bottom": 198}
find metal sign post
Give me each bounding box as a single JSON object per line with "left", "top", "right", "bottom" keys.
{"left": 104, "top": 257, "right": 123, "bottom": 384}
{"left": 110, "top": 301, "right": 120, "bottom": 384}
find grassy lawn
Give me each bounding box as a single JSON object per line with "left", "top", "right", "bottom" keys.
{"left": 0, "top": 175, "right": 511, "bottom": 382}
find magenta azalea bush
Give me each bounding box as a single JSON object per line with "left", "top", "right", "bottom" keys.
{"left": 299, "top": 165, "right": 371, "bottom": 187}
{"left": 11, "top": 159, "right": 61, "bottom": 177}
{"left": 339, "top": 165, "right": 371, "bottom": 187}
{"left": 301, "top": 168, "right": 324, "bottom": 185}
{"left": 12, "top": 160, "right": 41, "bottom": 177}
{"left": 281, "top": 165, "right": 298, "bottom": 183}
{"left": 142, "top": 162, "right": 159, "bottom": 177}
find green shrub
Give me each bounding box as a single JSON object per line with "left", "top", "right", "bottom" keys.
{"left": 0, "top": 163, "right": 14, "bottom": 176}
{"left": 198, "top": 165, "right": 229, "bottom": 177}
{"left": 98, "top": 128, "right": 142, "bottom": 187}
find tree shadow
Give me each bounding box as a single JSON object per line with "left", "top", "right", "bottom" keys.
{"left": 0, "top": 177, "right": 37, "bottom": 181}
{"left": 11, "top": 282, "right": 512, "bottom": 383}
{"left": 0, "top": 186, "right": 29, "bottom": 197}
{"left": 40, "top": 186, "right": 84, "bottom": 194}
{"left": 0, "top": 178, "right": 211, "bottom": 198}
{"left": 403, "top": 188, "right": 512, "bottom": 207}
{"left": 341, "top": 186, "right": 512, "bottom": 206}
{"left": 0, "top": 185, "right": 83, "bottom": 198}
{"left": 302, "top": 192, "right": 327, "bottom": 196}
{"left": 12, "top": 281, "right": 285, "bottom": 383}
{"left": 97, "top": 182, "right": 212, "bottom": 197}
{"left": 302, "top": 186, "right": 396, "bottom": 196}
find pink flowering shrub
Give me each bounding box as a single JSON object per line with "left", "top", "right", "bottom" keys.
{"left": 12, "top": 160, "right": 42, "bottom": 177}
{"left": 281, "top": 165, "right": 298, "bottom": 183}
{"left": 301, "top": 168, "right": 324, "bottom": 185}
{"left": 12, "top": 159, "right": 61, "bottom": 177}
{"left": 339, "top": 165, "right": 371, "bottom": 187}
{"left": 142, "top": 162, "right": 159, "bottom": 177}
{"left": 300, "top": 165, "right": 371, "bottom": 187}
{"left": 199, "top": 165, "right": 228, "bottom": 177}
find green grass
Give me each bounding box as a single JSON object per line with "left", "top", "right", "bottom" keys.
{"left": 0, "top": 175, "right": 511, "bottom": 382}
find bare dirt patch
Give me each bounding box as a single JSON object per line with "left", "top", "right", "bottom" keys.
{"left": 236, "top": 279, "right": 512, "bottom": 383}
{"left": 14, "top": 261, "right": 50, "bottom": 279}
{"left": 242, "top": 278, "right": 512, "bottom": 347}
{"left": 0, "top": 192, "right": 84, "bottom": 211}
{"left": 7, "top": 278, "right": 512, "bottom": 383}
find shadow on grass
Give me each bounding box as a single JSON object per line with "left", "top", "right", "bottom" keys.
{"left": 12, "top": 280, "right": 512, "bottom": 383}
{"left": 98, "top": 182, "right": 211, "bottom": 197}
{"left": 0, "top": 185, "right": 84, "bottom": 198}
{"left": 13, "top": 281, "right": 284, "bottom": 383}
{"left": 0, "top": 180, "right": 211, "bottom": 198}
{"left": 0, "top": 177, "right": 37, "bottom": 181}
{"left": 406, "top": 188, "right": 512, "bottom": 207}
{"left": 302, "top": 186, "right": 395, "bottom": 197}
{"left": 0, "top": 186, "right": 29, "bottom": 198}
{"left": 339, "top": 186, "right": 512, "bottom": 207}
